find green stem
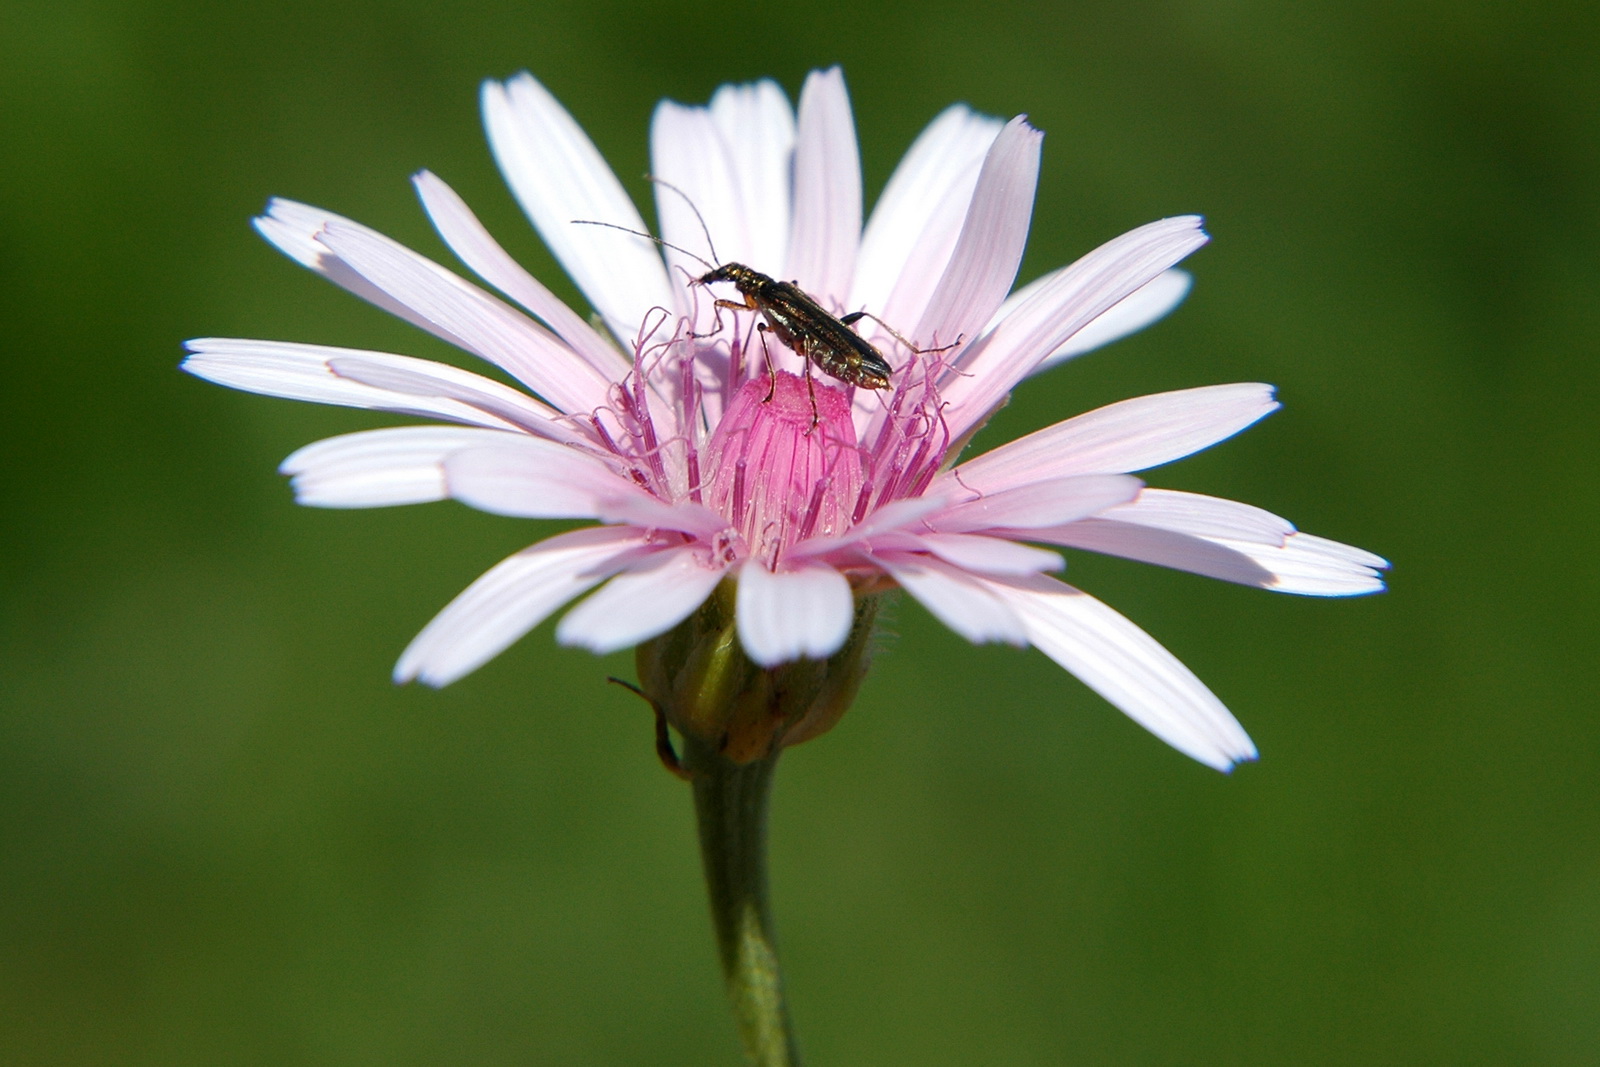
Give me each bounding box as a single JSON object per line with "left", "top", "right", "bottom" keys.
{"left": 683, "top": 734, "right": 800, "bottom": 1067}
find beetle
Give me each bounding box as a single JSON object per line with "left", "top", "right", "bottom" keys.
{"left": 692, "top": 261, "right": 892, "bottom": 392}
{"left": 575, "top": 190, "right": 915, "bottom": 426}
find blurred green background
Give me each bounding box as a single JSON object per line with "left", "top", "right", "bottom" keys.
{"left": 2, "top": 0, "right": 1596, "bottom": 1062}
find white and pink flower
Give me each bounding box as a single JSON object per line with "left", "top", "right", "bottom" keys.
{"left": 184, "top": 68, "right": 1385, "bottom": 771}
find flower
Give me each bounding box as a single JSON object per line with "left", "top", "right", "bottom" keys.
{"left": 184, "top": 68, "right": 1386, "bottom": 772}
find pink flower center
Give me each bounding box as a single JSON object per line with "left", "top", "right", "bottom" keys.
{"left": 702, "top": 372, "right": 866, "bottom": 566}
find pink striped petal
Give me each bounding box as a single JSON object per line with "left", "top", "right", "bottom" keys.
{"left": 412, "top": 170, "right": 630, "bottom": 380}
{"left": 557, "top": 546, "right": 729, "bottom": 654}
{"left": 320, "top": 353, "right": 594, "bottom": 446}
{"left": 850, "top": 105, "right": 1004, "bottom": 328}
{"left": 650, "top": 99, "right": 748, "bottom": 331}
{"left": 255, "top": 200, "right": 485, "bottom": 353}
{"left": 314, "top": 219, "right": 614, "bottom": 416}
{"left": 943, "top": 384, "right": 1279, "bottom": 492}
{"left": 255, "top": 198, "right": 613, "bottom": 415}
{"left": 981, "top": 573, "right": 1257, "bottom": 771}
{"left": 784, "top": 68, "right": 861, "bottom": 306}
{"left": 181, "top": 338, "right": 548, "bottom": 432}
{"left": 1047, "top": 518, "right": 1386, "bottom": 596}
{"left": 709, "top": 79, "right": 794, "bottom": 274}
{"left": 395, "top": 526, "right": 649, "bottom": 686}
{"left": 1017, "top": 520, "right": 1279, "bottom": 588}
{"left": 1102, "top": 488, "right": 1294, "bottom": 544}
{"left": 931, "top": 474, "right": 1142, "bottom": 533}
{"left": 442, "top": 441, "right": 646, "bottom": 520}
{"left": 784, "top": 495, "right": 950, "bottom": 561}
{"left": 909, "top": 532, "right": 1064, "bottom": 575}
{"left": 591, "top": 494, "right": 732, "bottom": 541}
{"left": 912, "top": 117, "right": 1041, "bottom": 352}
{"left": 481, "top": 74, "right": 676, "bottom": 338}
{"left": 1217, "top": 533, "right": 1389, "bottom": 595}
{"left": 281, "top": 426, "right": 523, "bottom": 508}
{"left": 736, "top": 559, "right": 854, "bottom": 666}
{"left": 940, "top": 217, "right": 1211, "bottom": 439}
{"left": 651, "top": 100, "right": 740, "bottom": 259}
{"left": 875, "top": 552, "right": 1028, "bottom": 645}
{"left": 1005, "top": 268, "right": 1193, "bottom": 373}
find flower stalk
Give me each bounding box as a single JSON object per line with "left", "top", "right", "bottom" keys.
{"left": 684, "top": 734, "right": 799, "bottom": 1067}
{"left": 637, "top": 582, "right": 881, "bottom": 1063}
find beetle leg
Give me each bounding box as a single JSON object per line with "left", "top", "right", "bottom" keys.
{"left": 690, "top": 295, "right": 766, "bottom": 341}
{"left": 756, "top": 323, "right": 778, "bottom": 403}
{"left": 840, "top": 309, "right": 962, "bottom": 357}
{"left": 801, "top": 337, "right": 821, "bottom": 433}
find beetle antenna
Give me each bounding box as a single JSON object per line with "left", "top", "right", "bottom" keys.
{"left": 644, "top": 175, "right": 722, "bottom": 267}
{"left": 569, "top": 219, "right": 716, "bottom": 273}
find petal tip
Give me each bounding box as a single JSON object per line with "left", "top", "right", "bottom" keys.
{"left": 1217, "top": 748, "right": 1260, "bottom": 774}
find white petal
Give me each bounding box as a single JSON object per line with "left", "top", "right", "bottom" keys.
{"left": 1021, "top": 520, "right": 1281, "bottom": 588}
{"left": 255, "top": 198, "right": 615, "bottom": 415}
{"left": 1033, "top": 519, "right": 1389, "bottom": 597}
{"left": 254, "top": 200, "right": 479, "bottom": 350}
{"left": 783, "top": 494, "right": 950, "bottom": 561}
{"left": 875, "top": 552, "right": 1028, "bottom": 645}
{"left": 650, "top": 99, "right": 748, "bottom": 331}
{"left": 481, "top": 74, "right": 676, "bottom": 339}
{"left": 910, "top": 532, "right": 1064, "bottom": 575}
{"left": 709, "top": 79, "right": 794, "bottom": 273}
{"left": 931, "top": 474, "right": 1142, "bottom": 533}
{"left": 412, "top": 170, "right": 630, "bottom": 380}
{"left": 943, "top": 384, "right": 1280, "bottom": 492}
{"left": 998, "top": 269, "right": 1193, "bottom": 372}
{"left": 912, "top": 117, "right": 1041, "bottom": 353}
{"left": 940, "top": 216, "right": 1211, "bottom": 440}
{"left": 281, "top": 426, "right": 523, "bottom": 508}
{"left": 983, "top": 573, "right": 1257, "bottom": 771}
{"left": 784, "top": 68, "right": 861, "bottom": 306}
{"left": 736, "top": 559, "right": 854, "bottom": 666}
{"left": 442, "top": 441, "right": 646, "bottom": 520}
{"left": 652, "top": 100, "right": 739, "bottom": 260}
{"left": 181, "top": 338, "right": 569, "bottom": 437}
{"left": 556, "top": 546, "right": 728, "bottom": 654}
{"left": 394, "top": 526, "right": 649, "bottom": 686}
{"left": 1102, "top": 488, "right": 1294, "bottom": 544}
{"left": 590, "top": 493, "right": 732, "bottom": 541}
{"left": 1221, "top": 533, "right": 1389, "bottom": 595}
{"left": 321, "top": 353, "right": 591, "bottom": 444}
{"left": 313, "top": 218, "right": 614, "bottom": 415}
{"left": 1285, "top": 532, "right": 1389, "bottom": 570}
{"left": 850, "top": 105, "right": 1004, "bottom": 328}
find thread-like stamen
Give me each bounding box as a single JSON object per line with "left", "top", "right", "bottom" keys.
{"left": 765, "top": 525, "right": 782, "bottom": 571}
{"left": 679, "top": 355, "right": 701, "bottom": 436}
{"left": 588, "top": 411, "right": 653, "bottom": 491}
{"left": 873, "top": 454, "right": 904, "bottom": 509}
{"left": 727, "top": 337, "right": 744, "bottom": 396}
{"left": 851, "top": 481, "right": 874, "bottom": 525}
{"left": 905, "top": 404, "right": 953, "bottom": 498}
{"left": 629, "top": 364, "right": 671, "bottom": 493}
{"left": 731, "top": 458, "right": 748, "bottom": 522}
{"left": 685, "top": 447, "right": 703, "bottom": 505}
{"left": 797, "top": 476, "right": 830, "bottom": 541}
{"left": 893, "top": 437, "right": 935, "bottom": 504}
